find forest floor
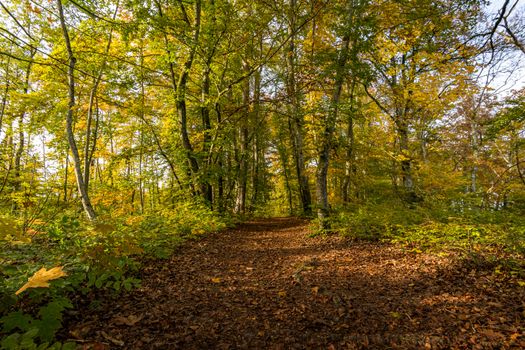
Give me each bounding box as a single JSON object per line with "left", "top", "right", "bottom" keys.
{"left": 61, "top": 217, "right": 525, "bottom": 349}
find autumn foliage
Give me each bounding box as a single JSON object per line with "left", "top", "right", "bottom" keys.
{"left": 0, "top": 0, "right": 524, "bottom": 348}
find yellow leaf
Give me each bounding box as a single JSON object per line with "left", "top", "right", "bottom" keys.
{"left": 211, "top": 277, "right": 221, "bottom": 283}
{"left": 93, "top": 223, "right": 116, "bottom": 234}
{"left": 389, "top": 311, "right": 402, "bottom": 319}
{"left": 277, "top": 290, "right": 287, "bottom": 297}
{"left": 15, "top": 266, "right": 67, "bottom": 295}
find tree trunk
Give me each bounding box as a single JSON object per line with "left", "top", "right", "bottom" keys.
{"left": 470, "top": 119, "right": 479, "bottom": 193}
{"left": 176, "top": 1, "right": 201, "bottom": 178}
{"left": 13, "top": 114, "right": 24, "bottom": 194}
{"left": 201, "top": 64, "right": 213, "bottom": 206}
{"left": 277, "top": 142, "right": 294, "bottom": 215}
{"left": 287, "top": 0, "right": 312, "bottom": 216}
{"left": 342, "top": 80, "right": 357, "bottom": 203}
{"left": 57, "top": 0, "right": 96, "bottom": 221}
{"left": 250, "top": 63, "right": 262, "bottom": 211}
{"left": 316, "top": 30, "right": 351, "bottom": 229}
{"left": 13, "top": 49, "right": 35, "bottom": 197}
{"left": 83, "top": 80, "right": 97, "bottom": 190}
{"left": 63, "top": 145, "right": 69, "bottom": 203}
{"left": 397, "top": 120, "right": 414, "bottom": 192}
{"left": 215, "top": 102, "right": 225, "bottom": 213}
{"left": 0, "top": 52, "right": 11, "bottom": 137}
{"left": 156, "top": 0, "right": 201, "bottom": 191}
{"left": 235, "top": 60, "right": 250, "bottom": 215}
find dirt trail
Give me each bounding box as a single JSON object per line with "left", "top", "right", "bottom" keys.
{"left": 64, "top": 217, "right": 525, "bottom": 349}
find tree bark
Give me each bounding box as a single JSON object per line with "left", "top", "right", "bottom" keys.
{"left": 316, "top": 28, "right": 351, "bottom": 229}
{"left": 176, "top": 0, "right": 201, "bottom": 177}
{"left": 287, "top": 0, "right": 312, "bottom": 216}
{"left": 250, "top": 65, "right": 262, "bottom": 211}
{"left": 156, "top": 0, "right": 201, "bottom": 190}
{"left": 342, "top": 80, "right": 357, "bottom": 203}
{"left": 57, "top": 0, "right": 96, "bottom": 221}
{"left": 201, "top": 64, "right": 213, "bottom": 206}
{"left": 396, "top": 119, "right": 414, "bottom": 192}
{"left": 234, "top": 60, "right": 250, "bottom": 215}
{"left": 0, "top": 52, "right": 11, "bottom": 137}
{"left": 13, "top": 49, "right": 35, "bottom": 198}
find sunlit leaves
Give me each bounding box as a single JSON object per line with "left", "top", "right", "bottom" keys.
{"left": 15, "top": 267, "right": 68, "bottom": 295}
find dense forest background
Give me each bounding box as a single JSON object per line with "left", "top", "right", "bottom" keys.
{"left": 0, "top": 0, "right": 525, "bottom": 348}
{"left": 0, "top": 0, "right": 524, "bottom": 223}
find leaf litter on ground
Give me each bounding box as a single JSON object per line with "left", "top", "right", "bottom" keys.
{"left": 60, "top": 218, "right": 525, "bottom": 349}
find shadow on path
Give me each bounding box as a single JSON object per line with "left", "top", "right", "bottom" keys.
{"left": 62, "top": 217, "right": 525, "bottom": 349}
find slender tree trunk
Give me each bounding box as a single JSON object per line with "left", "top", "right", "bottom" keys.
{"left": 201, "top": 64, "right": 213, "bottom": 206}
{"left": 470, "top": 119, "right": 479, "bottom": 193}
{"left": 138, "top": 45, "right": 146, "bottom": 213}
{"left": 172, "top": 0, "right": 201, "bottom": 175}
{"left": 0, "top": 129, "right": 14, "bottom": 197}
{"left": 287, "top": 0, "right": 312, "bottom": 216}
{"left": 0, "top": 52, "right": 11, "bottom": 136}
{"left": 419, "top": 128, "right": 428, "bottom": 162}
{"left": 250, "top": 63, "right": 262, "bottom": 211}
{"left": 316, "top": 30, "right": 351, "bottom": 229}
{"left": 83, "top": 3, "right": 117, "bottom": 190}
{"left": 235, "top": 60, "right": 250, "bottom": 215}
{"left": 13, "top": 49, "right": 35, "bottom": 196}
{"left": 396, "top": 119, "right": 414, "bottom": 192}
{"left": 63, "top": 145, "right": 69, "bottom": 203}
{"left": 57, "top": 0, "right": 96, "bottom": 221}
{"left": 215, "top": 102, "right": 225, "bottom": 213}
{"left": 13, "top": 115, "right": 24, "bottom": 193}
{"left": 277, "top": 143, "right": 294, "bottom": 215}
{"left": 83, "top": 80, "right": 97, "bottom": 189}
{"left": 155, "top": 0, "right": 201, "bottom": 191}
{"left": 342, "top": 80, "right": 357, "bottom": 203}
{"left": 139, "top": 129, "right": 145, "bottom": 213}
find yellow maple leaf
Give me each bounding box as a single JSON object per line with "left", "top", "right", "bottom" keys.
{"left": 15, "top": 267, "right": 67, "bottom": 295}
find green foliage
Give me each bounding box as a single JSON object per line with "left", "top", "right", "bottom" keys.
{"left": 129, "top": 202, "right": 228, "bottom": 259}
{"left": 0, "top": 297, "right": 72, "bottom": 346}
{"left": 1, "top": 201, "right": 227, "bottom": 347}
{"left": 1, "top": 329, "right": 76, "bottom": 350}
{"left": 332, "top": 201, "right": 525, "bottom": 263}
{"left": 331, "top": 201, "right": 429, "bottom": 240}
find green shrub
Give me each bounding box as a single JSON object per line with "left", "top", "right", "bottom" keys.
{"left": 332, "top": 202, "right": 525, "bottom": 259}
{"left": 1, "top": 201, "right": 228, "bottom": 348}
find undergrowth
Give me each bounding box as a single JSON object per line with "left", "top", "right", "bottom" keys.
{"left": 0, "top": 202, "right": 227, "bottom": 349}
{"left": 330, "top": 202, "right": 525, "bottom": 269}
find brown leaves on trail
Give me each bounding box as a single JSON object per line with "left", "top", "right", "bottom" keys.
{"left": 112, "top": 314, "right": 143, "bottom": 326}
{"left": 60, "top": 218, "right": 525, "bottom": 349}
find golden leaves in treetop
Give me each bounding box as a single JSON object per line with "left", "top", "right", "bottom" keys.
{"left": 15, "top": 267, "right": 68, "bottom": 295}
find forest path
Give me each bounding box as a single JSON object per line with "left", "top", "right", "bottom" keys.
{"left": 64, "top": 217, "right": 525, "bottom": 349}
